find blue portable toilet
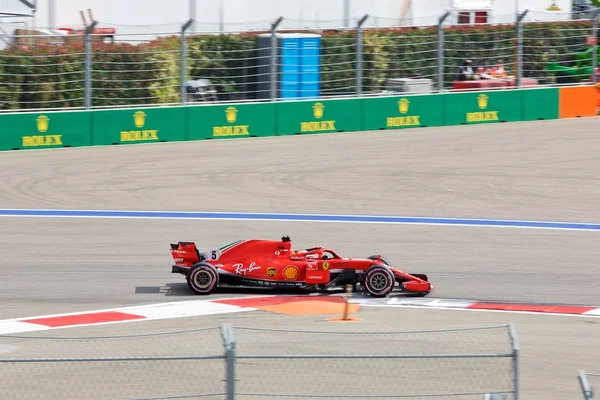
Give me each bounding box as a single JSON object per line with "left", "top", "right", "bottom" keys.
{"left": 256, "top": 33, "right": 322, "bottom": 100}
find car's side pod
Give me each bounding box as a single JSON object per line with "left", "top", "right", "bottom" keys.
{"left": 326, "top": 269, "right": 357, "bottom": 288}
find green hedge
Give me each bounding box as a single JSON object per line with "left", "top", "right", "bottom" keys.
{"left": 90, "top": 37, "right": 180, "bottom": 107}
{"left": 0, "top": 20, "right": 596, "bottom": 110}
{"left": 0, "top": 46, "right": 85, "bottom": 109}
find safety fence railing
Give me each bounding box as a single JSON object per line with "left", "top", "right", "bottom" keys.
{"left": 579, "top": 370, "right": 600, "bottom": 400}
{"left": 0, "top": 323, "right": 519, "bottom": 399}
{"left": 1, "top": 12, "right": 599, "bottom": 112}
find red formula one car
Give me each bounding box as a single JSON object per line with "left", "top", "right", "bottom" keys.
{"left": 170, "top": 236, "right": 432, "bottom": 297}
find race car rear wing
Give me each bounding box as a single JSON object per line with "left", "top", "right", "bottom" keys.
{"left": 170, "top": 241, "right": 201, "bottom": 267}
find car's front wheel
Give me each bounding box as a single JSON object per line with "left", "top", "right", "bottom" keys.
{"left": 363, "top": 265, "right": 395, "bottom": 297}
{"left": 187, "top": 262, "right": 219, "bottom": 295}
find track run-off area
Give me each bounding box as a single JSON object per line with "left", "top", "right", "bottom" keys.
{"left": 1, "top": 117, "right": 599, "bottom": 399}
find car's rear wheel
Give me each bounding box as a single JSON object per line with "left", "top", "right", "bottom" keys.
{"left": 363, "top": 265, "right": 395, "bottom": 297}
{"left": 187, "top": 262, "right": 219, "bottom": 295}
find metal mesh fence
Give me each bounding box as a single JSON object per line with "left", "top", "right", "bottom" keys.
{"left": 0, "top": 324, "right": 518, "bottom": 400}
{"left": 0, "top": 13, "right": 598, "bottom": 111}
{"left": 3, "top": 358, "right": 226, "bottom": 400}
{"left": 0, "top": 327, "right": 228, "bottom": 400}
{"left": 590, "top": 374, "right": 600, "bottom": 392}
{"left": 232, "top": 325, "right": 518, "bottom": 400}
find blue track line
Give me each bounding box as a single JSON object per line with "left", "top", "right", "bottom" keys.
{"left": 0, "top": 209, "right": 599, "bottom": 231}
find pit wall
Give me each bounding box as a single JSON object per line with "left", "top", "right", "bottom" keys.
{"left": 0, "top": 86, "right": 596, "bottom": 151}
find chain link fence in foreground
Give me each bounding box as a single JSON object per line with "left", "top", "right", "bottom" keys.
{"left": 0, "top": 323, "right": 519, "bottom": 400}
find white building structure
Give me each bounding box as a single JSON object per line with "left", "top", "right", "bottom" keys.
{"left": 1, "top": 0, "right": 582, "bottom": 37}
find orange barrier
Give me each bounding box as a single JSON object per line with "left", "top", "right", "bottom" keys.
{"left": 559, "top": 86, "right": 598, "bottom": 118}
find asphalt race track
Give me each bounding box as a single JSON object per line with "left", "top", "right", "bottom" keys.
{"left": 1, "top": 117, "right": 600, "bottom": 399}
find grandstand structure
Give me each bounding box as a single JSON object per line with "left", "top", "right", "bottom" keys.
{"left": 0, "top": 0, "right": 37, "bottom": 48}
{"left": 0, "top": 0, "right": 35, "bottom": 18}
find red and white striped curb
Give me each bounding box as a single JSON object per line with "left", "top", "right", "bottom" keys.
{"left": 0, "top": 294, "right": 344, "bottom": 335}
{"left": 1, "top": 295, "right": 599, "bottom": 336}
{"left": 0, "top": 297, "right": 262, "bottom": 336}
{"left": 356, "top": 297, "right": 600, "bottom": 317}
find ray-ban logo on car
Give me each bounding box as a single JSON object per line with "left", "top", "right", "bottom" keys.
{"left": 234, "top": 262, "right": 261, "bottom": 275}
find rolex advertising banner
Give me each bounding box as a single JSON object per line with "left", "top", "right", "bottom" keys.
{"left": 187, "top": 102, "right": 276, "bottom": 140}
{"left": 444, "top": 90, "right": 521, "bottom": 125}
{"left": 362, "top": 94, "right": 444, "bottom": 130}
{"left": 91, "top": 106, "right": 185, "bottom": 146}
{"left": 0, "top": 110, "right": 91, "bottom": 151}
{"left": 276, "top": 98, "right": 362, "bottom": 135}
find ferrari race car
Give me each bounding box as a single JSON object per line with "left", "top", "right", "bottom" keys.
{"left": 170, "top": 236, "right": 432, "bottom": 297}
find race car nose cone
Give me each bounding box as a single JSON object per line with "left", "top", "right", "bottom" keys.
{"left": 403, "top": 281, "right": 431, "bottom": 293}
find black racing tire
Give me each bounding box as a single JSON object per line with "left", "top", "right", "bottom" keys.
{"left": 186, "top": 262, "right": 219, "bottom": 295}
{"left": 367, "top": 255, "right": 392, "bottom": 266}
{"left": 363, "top": 265, "right": 395, "bottom": 297}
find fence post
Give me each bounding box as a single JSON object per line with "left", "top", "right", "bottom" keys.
{"left": 578, "top": 370, "right": 594, "bottom": 400}
{"left": 508, "top": 323, "right": 520, "bottom": 400}
{"left": 516, "top": 10, "right": 528, "bottom": 89}
{"left": 592, "top": 9, "right": 600, "bottom": 79}
{"left": 270, "top": 17, "right": 283, "bottom": 101}
{"left": 437, "top": 12, "right": 450, "bottom": 92}
{"left": 189, "top": 0, "right": 196, "bottom": 29}
{"left": 84, "top": 19, "right": 98, "bottom": 110}
{"left": 180, "top": 19, "right": 193, "bottom": 105}
{"left": 221, "top": 324, "right": 236, "bottom": 400}
{"left": 219, "top": 0, "right": 225, "bottom": 34}
{"left": 356, "top": 14, "right": 368, "bottom": 96}
{"left": 344, "top": 0, "right": 350, "bottom": 28}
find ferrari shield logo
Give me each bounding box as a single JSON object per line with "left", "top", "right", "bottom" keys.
{"left": 323, "top": 262, "right": 329, "bottom": 271}
{"left": 267, "top": 267, "right": 276, "bottom": 278}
